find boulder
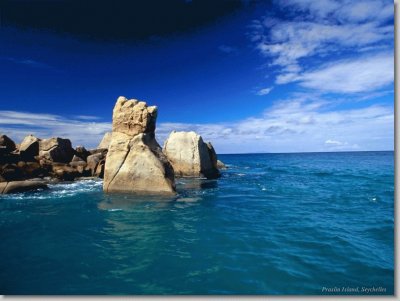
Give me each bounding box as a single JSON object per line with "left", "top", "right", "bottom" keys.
{"left": 163, "top": 131, "right": 220, "bottom": 179}
{"left": 74, "top": 146, "right": 90, "bottom": 161}
{"left": 19, "top": 135, "right": 40, "bottom": 160}
{"left": 39, "top": 137, "right": 74, "bottom": 163}
{"left": 97, "top": 132, "right": 112, "bottom": 149}
{"left": 0, "top": 180, "right": 48, "bottom": 194}
{"left": 103, "top": 97, "right": 175, "bottom": 194}
{"left": 0, "top": 164, "right": 24, "bottom": 182}
{"left": 52, "top": 164, "right": 80, "bottom": 181}
{"left": 86, "top": 152, "right": 105, "bottom": 177}
{"left": 0, "top": 134, "right": 16, "bottom": 153}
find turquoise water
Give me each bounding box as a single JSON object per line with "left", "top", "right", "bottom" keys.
{"left": 0, "top": 151, "right": 394, "bottom": 295}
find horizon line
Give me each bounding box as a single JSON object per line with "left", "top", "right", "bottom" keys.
{"left": 218, "top": 150, "right": 394, "bottom": 155}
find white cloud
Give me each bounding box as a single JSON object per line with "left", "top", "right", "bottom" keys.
{"left": 325, "top": 139, "right": 344, "bottom": 145}
{"left": 0, "top": 96, "right": 393, "bottom": 154}
{"left": 0, "top": 111, "right": 111, "bottom": 148}
{"left": 295, "top": 52, "right": 394, "bottom": 93}
{"left": 251, "top": 0, "right": 394, "bottom": 93}
{"left": 157, "top": 97, "right": 393, "bottom": 153}
{"left": 218, "top": 45, "right": 237, "bottom": 54}
{"left": 0, "top": 57, "right": 53, "bottom": 69}
{"left": 74, "top": 115, "right": 101, "bottom": 120}
{"left": 256, "top": 87, "right": 273, "bottom": 95}
{"left": 279, "top": 0, "right": 393, "bottom": 23}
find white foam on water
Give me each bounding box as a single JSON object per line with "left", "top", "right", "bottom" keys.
{"left": 0, "top": 178, "right": 103, "bottom": 200}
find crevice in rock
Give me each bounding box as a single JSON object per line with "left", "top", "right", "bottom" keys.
{"left": 106, "top": 142, "right": 131, "bottom": 192}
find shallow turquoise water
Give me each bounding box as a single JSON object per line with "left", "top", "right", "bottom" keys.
{"left": 0, "top": 151, "right": 394, "bottom": 295}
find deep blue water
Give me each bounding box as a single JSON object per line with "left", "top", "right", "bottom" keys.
{"left": 0, "top": 151, "right": 394, "bottom": 295}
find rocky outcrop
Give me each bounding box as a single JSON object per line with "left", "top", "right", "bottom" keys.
{"left": 163, "top": 131, "right": 220, "bottom": 179}
{"left": 19, "top": 135, "right": 40, "bottom": 160}
{"left": 74, "top": 146, "right": 90, "bottom": 161}
{"left": 103, "top": 96, "right": 175, "bottom": 194}
{"left": 0, "top": 134, "right": 16, "bottom": 154}
{"left": 86, "top": 153, "right": 105, "bottom": 178}
{"left": 97, "top": 132, "right": 112, "bottom": 149}
{"left": 0, "top": 180, "right": 48, "bottom": 194}
{"left": 39, "top": 137, "right": 74, "bottom": 163}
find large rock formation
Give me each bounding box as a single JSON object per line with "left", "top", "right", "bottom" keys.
{"left": 163, "top": 131, "right": 220, "bottom": 179}
{"left": 97, "top": 132, "right": 112, "bottom": 149}
{"left": 103, "top": 96, "right": 175, "bottom": 194}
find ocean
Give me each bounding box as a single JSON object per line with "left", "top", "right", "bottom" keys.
{"left": 0, "top": 151, "right": 394, "bottom": 295}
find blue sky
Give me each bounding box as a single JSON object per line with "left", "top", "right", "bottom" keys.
{"left": 0, "top": 0, "right": 394, "bottom": 153}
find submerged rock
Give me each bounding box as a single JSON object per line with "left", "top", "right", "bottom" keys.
{"left": 103, "top": 96, "right": 175, "bottom": 194}
{"left": 0, "top": 180, "right": 48, "bottom": 194}
{"left": 163, "top": 131, "right": 220, "bottom": 179}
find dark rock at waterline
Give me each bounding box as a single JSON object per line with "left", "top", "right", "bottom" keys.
{"left": 0, "top": 180, "right": 48, "bottom": 194}
{"left": 0, "top": 164, "right": 24, "bottom": 182}
{"left": 0, "top": 162, "right": 50, "bottom": 182}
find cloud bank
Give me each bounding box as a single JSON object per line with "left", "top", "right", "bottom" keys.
{"left": 1, "top": 95, "right": 392, "bottom": 153}
{"left": 251, "top": 0, "right": 394, "bottom": 94}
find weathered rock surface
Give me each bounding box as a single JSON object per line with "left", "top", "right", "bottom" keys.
{"left": 112, "top": 96, "right": 157, "bottom": 136}
{"left": 0, "top": 180, "right": 48, "bottom": 194}
{"left": 103, "top": 97, "right": 175, "bottom": 194}
{"left": 19, "top": 135, "right": 40, "bottom": 160}
{"left": 39, "top": 137, "right": 74, "bottom": 163}
{"left": 163, "top": 131, "right": 220, "bottom": 179}
{"left": 97, "top": 132, "right": 112, "bottom": 149}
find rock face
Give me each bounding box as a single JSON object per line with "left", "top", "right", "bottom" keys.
{"left": 19, "top": 135, "right": 40, "bottom": 160}
{"left": 97, "top": 132, "right": 112, "bottom": 149}
{"left": 39, "top": 137, "right": 74, "bottom": 163}
{"left": 163, "top": 131, "right": 220, "bottom": 179}
{"left": 103, "top": 96, "right": 175, "bottom": 194}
